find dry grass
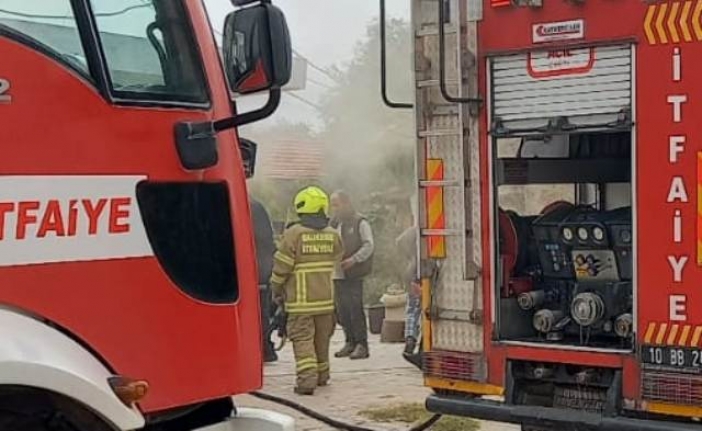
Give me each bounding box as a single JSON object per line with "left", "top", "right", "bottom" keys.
{"left": 358, "top": 402, "right": 480, "bottom": 431}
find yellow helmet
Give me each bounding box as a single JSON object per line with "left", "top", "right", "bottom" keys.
{"left": 294, "top": 186, "right": 329, "bottom": 216}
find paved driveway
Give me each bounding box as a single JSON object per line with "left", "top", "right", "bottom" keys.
{"left": 236, "top": 329, "right": 519, "bottom": 431}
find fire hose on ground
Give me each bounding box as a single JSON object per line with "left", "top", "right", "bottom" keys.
{"left": 250, "top": 391, "right": 442, "bottom": 431}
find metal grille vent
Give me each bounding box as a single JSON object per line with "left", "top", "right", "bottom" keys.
{"left": 642, "top": 371, "right": 702, "bottom": 406}
{"left": 423, "top": 350, "right": 484, "bottom": 381}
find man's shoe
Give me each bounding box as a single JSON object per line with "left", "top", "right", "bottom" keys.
{"left": 264, "top": 350, "right": 278, "bottom": 363}
{"left": 402, "top": 351, "right": 422, "bottom": 369}
{"left": 294, "top": 387, "right": 315, "bottom": 396}
{"left": 334, "top": 343, "right": 354, "bottom": 358}
{"left": 318, "top": 379, "right": 329, "bottom": 387}
{"left": 349, "top": 344, "right": 369, "bottom": 360}
{"left": 404, "top": 337, "right": 417, "bottom": 355}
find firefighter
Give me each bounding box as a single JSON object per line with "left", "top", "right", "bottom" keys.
{"left": 270, "top": 186, "right": 343, "bottom": 395}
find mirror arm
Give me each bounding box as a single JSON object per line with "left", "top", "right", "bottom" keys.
{"left": 214, "top": 89, "right": 281, "bottom": 131}
{"left": 173, "top": 89, "right": 281, "bottom": 170}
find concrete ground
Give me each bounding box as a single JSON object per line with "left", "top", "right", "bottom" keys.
{"left": 236, "top": 329, "right": 519, "bottom": 431}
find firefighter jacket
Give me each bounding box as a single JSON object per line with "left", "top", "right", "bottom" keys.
{"left": 270, "top": 221, "right": 343, "bottom": 315}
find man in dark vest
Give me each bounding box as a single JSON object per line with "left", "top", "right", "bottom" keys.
{"left": 250, "top": 197, "right": 278, "bottom": 363}
{"left": 330, "top": 190, "right": 374, "bottom": 360}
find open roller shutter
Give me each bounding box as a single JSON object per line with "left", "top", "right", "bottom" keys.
{"left": 491, "top": 44, "right": 632, "bottom": 135}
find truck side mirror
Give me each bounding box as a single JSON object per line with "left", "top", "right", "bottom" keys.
{"left": 240, "top": 138, "right": 258, "bottom": 179}
{"left": 222, "top": 3, "right": 292, "bottom": 94}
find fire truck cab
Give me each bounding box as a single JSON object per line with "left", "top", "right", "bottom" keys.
{"left": 0, "top": 1, "right": 293, "bottom": 430}
{"left": 403, "top": 0, "right": 702, "bottom": 429}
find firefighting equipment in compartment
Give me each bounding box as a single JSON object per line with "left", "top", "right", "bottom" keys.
{"left": 499, "top": 202, "right": 633, "bottom": 347}
{"left": 294, "top": 186, "right": 330, "bottom": 216}
{"left": 270, "top": 205, "right": 343, "bottom": 393}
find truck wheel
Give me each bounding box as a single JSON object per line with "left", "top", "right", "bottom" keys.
{"left": 0, "top": 388, "right": 114, "bottom": 431}
{"left": 0, "top": 411, "right": 50, "bottom": 431}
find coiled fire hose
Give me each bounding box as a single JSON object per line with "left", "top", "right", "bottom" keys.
{"left": 250, "top": 391, "right": 442, "bottom": 431}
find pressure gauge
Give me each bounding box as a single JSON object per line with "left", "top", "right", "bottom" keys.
{"left": 562, "top": 227, "right": 573, "bottom": 241}
{"left": 577, "top": 227, "right": 588, "bottom": 241}
{"left": 592, "top": 226, "right": 604, "bottom": 242}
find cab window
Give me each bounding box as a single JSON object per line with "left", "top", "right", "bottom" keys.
{"left": 89, "top": 0, "right": 209, "bottom": 104}
{"left": 0, "top": 2, "right": 90, "bottom": 75}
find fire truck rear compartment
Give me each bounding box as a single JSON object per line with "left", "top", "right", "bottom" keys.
{"left": 493, "top": 130, "right": 633, "bottom": 350}
{"left": 489, "top": 44, "right": 634, "bottom": 351}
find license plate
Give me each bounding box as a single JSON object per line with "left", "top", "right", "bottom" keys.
{"left": 641, "top": 345, "right": 702, "bottom": 370}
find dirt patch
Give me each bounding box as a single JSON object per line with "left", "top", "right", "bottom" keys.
{"left": 359, "top": 402, "right": 480, "bottom": 431}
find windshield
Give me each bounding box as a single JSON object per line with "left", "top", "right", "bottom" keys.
{"left": 0, "top": 1, "right": 209, "bottom": 105}
{"left": 90, "top": 0, "right": 209, "bottom": 104}
{"left": 0, "top": 2, "right": 89, "bottom": 74}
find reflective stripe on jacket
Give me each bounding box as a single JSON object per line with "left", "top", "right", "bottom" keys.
{"left": 270, "top": 223, "right": 343, "bottom": 315}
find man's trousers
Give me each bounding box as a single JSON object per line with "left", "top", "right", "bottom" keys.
{"left": 334, "top": 279, "right": 368, "bottom": 347}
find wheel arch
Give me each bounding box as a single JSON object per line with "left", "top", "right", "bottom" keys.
{"left": 0, "top": 306, "right": 145, "bottom": 430}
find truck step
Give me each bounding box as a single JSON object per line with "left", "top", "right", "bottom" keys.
{"left": 416, "top": 79, "right": 459, "bottom": 88}
{"left": 418, "top": 129, "right": 461, "bottom": 137}
{"left": 419, "top": 179, "right": 462, "bottom": 187}
{"left": 421, "top": 228, "right": 464, "bottom": 236}
{"left": 416, "top": 26, "right": 458, "bottom": 37}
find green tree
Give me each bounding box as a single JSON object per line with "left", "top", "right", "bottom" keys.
{"left": 319, "top": 18, "right": 416, "bottom": 304}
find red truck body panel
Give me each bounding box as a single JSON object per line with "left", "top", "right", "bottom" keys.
{"left": 475, "top": 0, "right": 702, "bottom": 410}
{"left": 0, "top": 0, "right": 261, "bottom": 413}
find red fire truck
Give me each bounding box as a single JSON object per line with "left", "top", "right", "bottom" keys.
{"left": 387, "top": 0, "right": 702, "bottom": 429}
{"left": 0, "top": 1, "right": 294, "bottom": 430}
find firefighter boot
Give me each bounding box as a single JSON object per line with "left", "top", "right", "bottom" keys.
{"left": 349, "top": 344, "right": 369, "bottom": 360}
{"left": 294, "top": 387, "right": 314, "bottom": 396}
{"left": 334, "top": 343, "right": 354, "bottom": 358}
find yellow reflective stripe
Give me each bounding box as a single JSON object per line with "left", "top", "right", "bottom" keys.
{"left": 296, "top": 358, "right": 318, "bottom": 372}
{"left": 287, "top": 302, "right": 335, "bottom": 314}
{"left": 274, "top": 251, "right": 295, "bottom": 267}
{"left": 285, "top": 300, "right": 334, "bottom": 310}
{"left": 270, "top": 273, "right": 286, "bottom": 285}
{"left": 295, "top": 261, "right": 335, "bottom": 270}
{"left": 297, "top": 357, "right": 316, "bottom": 366}
{"left": 287, "top": 300, "right": 334, "bottom": 308}
{"left": 285, "top": 260, "right": 335, "bottom": 311}
{"left": 295, "top": 269, "right": 334, "bottom": 275}
{"left": 318, "top": 362, "right": 330, "bottom": 372}
{"left": 296, "top": 271, "right": 306, "bottom": 304}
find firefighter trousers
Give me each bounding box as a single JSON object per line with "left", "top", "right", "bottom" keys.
{"left": 287, "top": 313, "right": 335, "bottom": 391}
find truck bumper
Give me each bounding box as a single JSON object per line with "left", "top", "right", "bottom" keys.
{"left": 426, "top": 395, "right": 701, "bottom": 431}
{"left": 194, "top": 408, "right": 295, "bottom": 431}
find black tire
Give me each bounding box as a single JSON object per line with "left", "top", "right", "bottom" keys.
{"left": 0, "top": 387, "right": 114, "bottom": 431}
{"left": 0, "top": 411, "right": 51, "bottom": 431}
